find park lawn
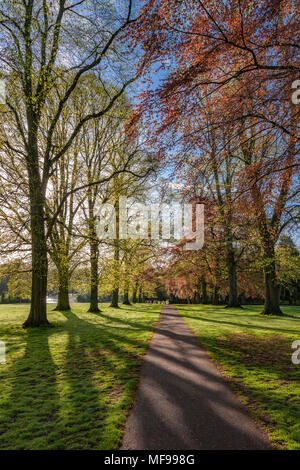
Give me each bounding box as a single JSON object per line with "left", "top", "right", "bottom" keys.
{"left": 176, "top": 304, "right": 300, "bottom": 450}
{"left": 0, "top": 303, "right": 161, "bottom": 450}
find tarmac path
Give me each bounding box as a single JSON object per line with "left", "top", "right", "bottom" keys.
{"left": 121, "top": 305, "right": 271, "bottom": 450}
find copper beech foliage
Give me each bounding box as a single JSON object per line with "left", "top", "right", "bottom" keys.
{"left": 128, "top": 0, "right": 299, "bottom": 208}
{"left": 130, "top": 0, "right": 299, "bottom": 131}
{"left": 128, "top": 0, "right": 299, "bottom": 310}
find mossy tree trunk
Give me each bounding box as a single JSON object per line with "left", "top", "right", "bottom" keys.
{"left": 138, "top": 285, "right": 144, "bottom": 303}
{"left": 24, "top": 189, "right": 49, "bottom": 326}
{"left": 211, "top": 136, "right": 240, "bottom": 310}
{"left": 225, "top": 241, "right": 240, "bottom": 307}
{"left": 110, "top": 240, "right": 120, "bottom": 308}
{"left": 88, "top": 239, "right": 100, "bottom": 312}
{"left": 23, "top": 133, "right": 49, "bottom": 327}
{"left": 201, "top": 277, "right": 208, "bottom": 304}
{"left": 123, "top": 289, "right": 130, "bottom": 305}
{"left": 132, "top": 282, "right": 138, "bottom": 303}
{"left": 123, "top": 251, "right": 131, "bottom": 305}
{"left": 110, "top": 198, "right": 120, "bottom": 308}
{"left": 240, "top": 118, "right": 295, "bottom": 316}
{"left": 212, "top": 285, "right": 220, "bottom": 305}
{"left": 194, "top": 278, "right": 201, "bottom": 304}
{"left": 54, "top": 257, "right": 70, "bottom": 311}
{"left": 261, "top": 249, "right": 283, "bottom": 315}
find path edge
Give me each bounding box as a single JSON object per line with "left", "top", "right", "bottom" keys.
{"left": 174, "top": 305, "right": 277, "bottom": 450}
{"left": 118, "top": 305, "right": 163, "bottom": 450}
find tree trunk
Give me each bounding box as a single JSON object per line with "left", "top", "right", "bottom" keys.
{"left": 138, "top": 285, "right": 143, "bottom": 303}
{"left": 123, "top": 253, "right": 131, "bottom": 305}
{"left": 111, "top": 288, "right": 119, "bottom": 308}
{"left": 244, "top": 150, "right": 285, "bottom": 316}
{"left": 201, "top": 278, "right": 208, "bottom": 304}
{"left": 194, "top": 278, "right": 201, "bottom": 303}
{"left": 194, "top": 291, "right": 200, "bottom": 304}
{"left": 123, "top": 289, "right": 131, "bottom": 305}
{"left": 212, "top": 285, "right": 220, "bottom": 305}
{"left": 54, "top": 260, "right": 70, "bottom": 311}
{"left": 262, "top": 255, "right": 283, "bottom": 315}
{"left": 88, "top": 240, "right": 100, "bottom": 313}
{"left": 225, "top": 244, "right": 240, "bottom": 307}
{"left": 132, "top": 283, "right": 138, "bottom": 303}
{"left": 123, "top": 276, "right": 131, "bottom": 305}
{"left": 110, "top": 198, "right": 119, "bottom": 308}
{"left": 23, "top": 166, "right": 49, "bottom": 327}
{"left": 55, "top": 283, "right": 70, "bottom": 311}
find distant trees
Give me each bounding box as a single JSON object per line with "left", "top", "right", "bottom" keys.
{"left": 47, "top": 137, "right": 85, "bottom": 311}
{"left": 277, "top": 236, "right": 300, "bottom": 304}
{"left": 101, "top": 141, "right": 156, "bottom": 308}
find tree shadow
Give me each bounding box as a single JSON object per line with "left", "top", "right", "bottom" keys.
{"left": 0, "top": 306, "right": 159, "bottom": 449}
{"left": 90, "top": 309, "right": 160, "bottom": 332}
{"left": 121, "top": 308, "right": 272, "bottom": 450}
{"left": 0, "top": 326, "right": 60, "bottom": 449}
{"left": 51, "top": 308, "right": 159, "bottom": 449}
{"left": 177, "top": 312, "right": 300, "bottom": 336}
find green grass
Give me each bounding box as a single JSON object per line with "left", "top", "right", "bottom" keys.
{"left": 0, "top": 303, "right": 161, "bottom": 450}
{"left": 175, "top": 304, "right": 300, "bottom": 450}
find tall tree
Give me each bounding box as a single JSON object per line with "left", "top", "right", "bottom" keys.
{"left": 0, "top": 0, "right": 139, "bottom": 326}
{"left": 238, "top": 115, "right": 299, "bottom": 315}
{"left": 47, "top": 137, "right": 86, "bottom": 311}
{"left": 129, "top": 0, "right": 299, "bottom": 314}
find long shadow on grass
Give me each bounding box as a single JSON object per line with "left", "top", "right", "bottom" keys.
{"left": 178, "top": 313, "right": 300, "bottom": 336}
{"left": 58, "top": 311, "right": 111, "bottom": 449}
{"left": 0, "top": 327, "right": 60, "bottom": 450}
{"left": 122, "top": 308, "right": 272, "bottom": 450}
{"left": 90, "top": 309, "right": 159, "bottom": 331}
{"left": 1, "top": 307, "right": 158, "bottom": 450}
{"left": 196, "top": 334, "right": 300, "bottom": 448}
{"left": 55, "top": 309, "right": 158, "bottom": 449}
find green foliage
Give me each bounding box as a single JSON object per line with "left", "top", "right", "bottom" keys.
{"left": 276, "top": 242, "right": 300, "bottom": 290}
{"left": 69, "top": 268, "right": 90, "bottom": 296}
{"left": 7, "top": 273, "right": 31, "bottom": 301}
{"left": 5, "top": 264, "right": 31, "bottom": 301}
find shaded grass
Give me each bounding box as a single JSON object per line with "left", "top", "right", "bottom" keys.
{"left": 0, "top": 303, "right": 161, "bottom": 450}
{"left": 175, "top": 304, "right": 300, "bottom": 450}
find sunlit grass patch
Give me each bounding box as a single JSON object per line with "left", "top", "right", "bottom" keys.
{"left": 0, "top": 303, "right": 161, "bottom": 450}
